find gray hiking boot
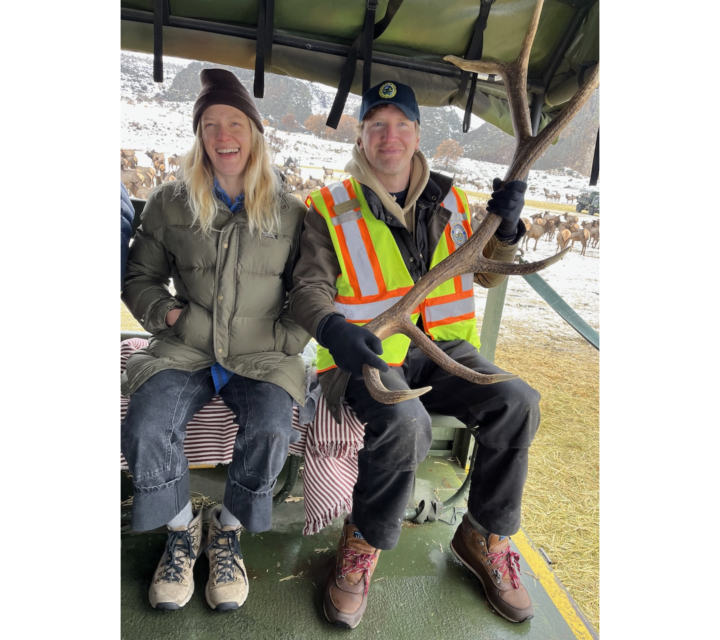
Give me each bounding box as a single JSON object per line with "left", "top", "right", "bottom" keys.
{"left": 148, "top": 508, "right": 203, "bottom": 610}
{"left": 204, "top": 506, "right": 249, "bottom": 611}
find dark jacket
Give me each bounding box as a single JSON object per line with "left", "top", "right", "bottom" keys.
{"left": 288, "top": 171, "right": 524, "bottom": 412}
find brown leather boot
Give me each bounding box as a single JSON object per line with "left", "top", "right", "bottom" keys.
{"left": 322, "top": 517, "right": 380, "bottom": 628}
{"left": 450, "top": 514, "right": 534, "bottom": 623}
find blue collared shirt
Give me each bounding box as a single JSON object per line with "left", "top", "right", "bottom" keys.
{"left": 213, "top": 178, "right": 245, "bottom": 213}
{"left": 210, "top": 177, "right": 245, "bottom": 391}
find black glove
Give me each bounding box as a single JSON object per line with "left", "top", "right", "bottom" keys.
{"left": 487, "top": 177, "right": 527, "bottom": 241}
{"left": 318, "top": 313, "right": 390, "bottom": 380}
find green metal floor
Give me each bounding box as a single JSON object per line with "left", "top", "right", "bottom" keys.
{"left": 121, "top": 458, "right": 597, "bottom": 640}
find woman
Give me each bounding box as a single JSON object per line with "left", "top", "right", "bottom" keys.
{"left": 121, "top": 69, "right": 310, "bottom": 612}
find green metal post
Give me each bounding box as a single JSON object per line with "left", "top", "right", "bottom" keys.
{"left": 453, "top": 278, "right": 509, "bottom": 469}
{"left": 478, "top": 277, "right": 509, "bottom": 363}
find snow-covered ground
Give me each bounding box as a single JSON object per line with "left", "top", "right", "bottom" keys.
{"left": 121, "top": 105, "right": 590, "bottom": 202}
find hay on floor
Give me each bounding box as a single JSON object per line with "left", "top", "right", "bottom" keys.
{"left": 495, "top": 332, "right": 599, "bottom": 631}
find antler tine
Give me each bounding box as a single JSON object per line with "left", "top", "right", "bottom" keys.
{"left": 362, "top": 0, "right": 599, "bottom": 404}
{"left": 363, "top": 317, "right": 518, "bottom": 405}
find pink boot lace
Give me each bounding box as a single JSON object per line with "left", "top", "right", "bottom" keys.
{"left": 340, "top": 548, "right": 378, "bottom": 596}
{"left": 487, "top": 544, "right": 522, "bottom": 589}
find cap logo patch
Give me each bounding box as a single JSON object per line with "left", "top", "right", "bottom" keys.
{"left": 379, "top": 82, "right": 397, "bottom": 99}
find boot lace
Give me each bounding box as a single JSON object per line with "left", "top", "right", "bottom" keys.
{"left": 487, "top": 544, "right": 522, "bottom": 589}
{"left": 205, "top": 528, "right": 246, "bottom": 584}
{"left": 159, "top": 530, "right": 197, "bottom": 583}
{"left": 340, "top": 548, "right": 378, "bottom": 596}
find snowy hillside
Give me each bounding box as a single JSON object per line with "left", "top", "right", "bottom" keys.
{"left": 121, "top": 52, "right": 597, "bottom": 202}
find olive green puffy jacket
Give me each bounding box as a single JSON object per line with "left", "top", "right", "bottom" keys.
{"left": 121, "top": 181, "right": 311, "bottom": 404}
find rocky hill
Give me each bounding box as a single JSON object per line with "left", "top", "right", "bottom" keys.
{"left": 121, "top": 53, "right": 598, "bottom": 176}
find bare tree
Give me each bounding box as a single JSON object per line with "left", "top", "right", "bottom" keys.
{"left": 265, "top": 128, "right": 284, "bottom": 162}
{"left": 434, "top": 139, "right": 463, "bottom": 171}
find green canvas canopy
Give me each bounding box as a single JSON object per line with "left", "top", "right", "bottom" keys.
{"left": 121, "top": 0, "right": 599, "bottom": 139}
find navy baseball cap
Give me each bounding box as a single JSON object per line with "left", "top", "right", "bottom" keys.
{"left": 359, "top": 80, "right": 420, "bottom": 124}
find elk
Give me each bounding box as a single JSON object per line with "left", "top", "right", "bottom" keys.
{"left": 121, "top": 149, "right": 138, "bottom": 169}
{"left": 283, "top": 156, "right": 300, "bottom": 174}
{"left": 146, "top": 150, "right": 165, "bottom": 170}
{"left": 323, "top": 166, "right": 334, "bottom": 179}
{"left": 283, "top": 173, "right": 303, "bottom": 191}
{"left": 121, "top": 169, "right": 142, "bottom": 197}
{"left": 543, "top": 218, "right": 558, "bottom": 243}
{"left": 582, "top": 220, "right": 600, "bottom": 248}
{"left": 522, "top": 222, "right": 546, "bottom": 252}
{"left": 587, "top": 226, "right": 599, "bottom": 248}
{"left": 569, "top": 228, "right": 590, "bottom": 256}
{"left": 168, "top": 154, "right": 180, "bottom": 172}
{"left": 555, "top": 228, "right": 572, "bottom": 254}
{"left": 341, "top": 0, "right": 599, "bottom": 404}
{"left": 146, "top": 150, "right": 166, "bottom": 185}
{"left": 304, "top": 176, "right": 323, "bottom": 190}
{"left": 135, "top": 166, "right": 156, "bottom": 188}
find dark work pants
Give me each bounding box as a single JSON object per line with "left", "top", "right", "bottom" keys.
{"left": 343, "top": 340, "right": 541, "bottom": 550}
{"left": 121, "top": 368, "right": 296, "bottom": 532}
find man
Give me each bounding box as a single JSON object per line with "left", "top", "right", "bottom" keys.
{"left": 289, "top": 80, "right": 540, "bottom": 627}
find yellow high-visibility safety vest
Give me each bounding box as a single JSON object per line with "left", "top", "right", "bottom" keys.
{"left": 307, "top": 177, "right": 481, "bottom": 373}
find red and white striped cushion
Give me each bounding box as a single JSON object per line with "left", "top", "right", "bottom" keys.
{"left": 120, "top": 338, "right": 364, "bottom": 534}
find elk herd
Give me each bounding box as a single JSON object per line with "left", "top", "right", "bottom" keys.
{"left": 457, "top": 176, "right": 580, "bottom": 204}
{"left": 122, "top": 149, "right": 342, "bottom": 198}
{"left": 121, "top": 149, "right": 179, "bottom": 198}
{"left": 122, "top": 151, "right": 598, "bottom": 258}
{"left": 520, "top": 211, "right": 599, "bottom": 256}
{"left": 278, "top": 157, "right": 341, "bottom": 193}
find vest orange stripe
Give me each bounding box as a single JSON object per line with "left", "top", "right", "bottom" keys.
{"left": 452, "top": 187, "right": 465, "bottom": 213}
{"left": 358, "top": 215, "right": 386, "bottom": 294}
{"left": 344, "top": 179, "right": 387, "bottom": 295}
{"left": 335, "top": 285, "right": 415, "bottom": 305}
{"left": 424, "top": 290, "right": 473, "bottom": 307}
{"left": 425, "top": 311, "right": 476, "bottom": 329}
{"left": 323, "top": 186, "right": 361, "bottom": 297}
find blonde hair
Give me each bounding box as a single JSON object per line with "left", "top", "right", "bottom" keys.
{"left": 177, "top": 119, "right": 280, "bottom": 236}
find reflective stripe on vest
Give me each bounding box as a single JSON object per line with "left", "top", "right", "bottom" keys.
{"left": 309, "top": 178, "right": 480, "bottom": 372}
{"left": 422, "top": 185, "right": 478, "bottom": 344}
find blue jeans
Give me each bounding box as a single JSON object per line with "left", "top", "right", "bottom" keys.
{"left": 121, "top": 368, "right": 296, "bottom": 532}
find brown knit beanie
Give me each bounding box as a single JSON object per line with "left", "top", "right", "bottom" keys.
{"left": 192, "top": 69, "right": 264, "bottom": 134}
